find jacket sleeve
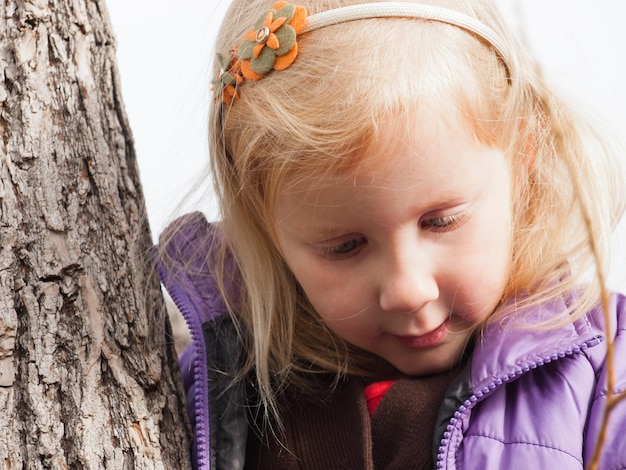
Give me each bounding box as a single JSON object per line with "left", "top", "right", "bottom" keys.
{"left": 583, "top": 292, "right": 626, "bottom": 469}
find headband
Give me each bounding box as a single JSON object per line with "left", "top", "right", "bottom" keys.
{"left": 213, "top": 1, "right": 509, "bottom": 105}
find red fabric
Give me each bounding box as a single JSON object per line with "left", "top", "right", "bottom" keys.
{"left": 364, "top": 381, "right": 396, "bottom": 416}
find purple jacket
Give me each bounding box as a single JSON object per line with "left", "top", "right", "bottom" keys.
{"left": 155, "top": 213, "right": 626, "bottom": 469}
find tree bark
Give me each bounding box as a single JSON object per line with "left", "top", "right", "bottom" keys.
{"left": 0, "top": 0, "right": 191, "bottom": 468}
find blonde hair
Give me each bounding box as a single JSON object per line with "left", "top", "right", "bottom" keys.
{"left": 207, "top": 0, "right": 625, "bottom": 418}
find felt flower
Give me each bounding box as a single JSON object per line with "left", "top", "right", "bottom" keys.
{"left": 237, "top": 2, "right": 307, "bottom": 81}
{"left": 212, "top": 52, "right": 243, "bottom": 105}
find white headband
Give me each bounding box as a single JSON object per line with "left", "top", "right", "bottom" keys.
{"left": 213, "top": 2, "right": 509, "bottom": 105}
{"left": 305, "top": 2, "right": 508, "bottom": 64}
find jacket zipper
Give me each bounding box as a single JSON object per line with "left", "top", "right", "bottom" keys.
{"left": 156, "top": 263, "right": 213, "bottom": 470}
{"left": 435, "top": 336, "right": 603, "bottom": 468}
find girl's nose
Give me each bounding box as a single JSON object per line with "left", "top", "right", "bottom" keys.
{"left": 378, "top": 253, "right": 439, "bottom": 313}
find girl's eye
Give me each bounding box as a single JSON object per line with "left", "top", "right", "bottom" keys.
{"left": 319, "top": 237, "right": 367, "bottom": 258}
{"left": 421, "top": 213, "right": 466, "bottom": 232}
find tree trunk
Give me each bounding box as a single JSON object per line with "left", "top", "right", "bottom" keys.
{"left": 0, "top": 0, "right": 191, "bottom": 468}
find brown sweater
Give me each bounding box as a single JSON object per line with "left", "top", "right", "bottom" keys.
{"left": 245, "top": 370, "right": 458, "bottom": 469}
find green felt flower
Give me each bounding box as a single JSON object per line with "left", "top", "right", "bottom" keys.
{"left": 212, "top": 52, "right": 242, "bottom": 105}
{"left": 237, "top": 2, "right": 307, "bottom": 80}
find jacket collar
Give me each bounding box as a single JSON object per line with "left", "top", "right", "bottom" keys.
{"left": 471, "top": 294, "right": 604, "bottom": 389}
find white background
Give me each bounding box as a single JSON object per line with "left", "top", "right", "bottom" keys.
{"left": 106, "top": 0, "right": 626, "bottom": 290}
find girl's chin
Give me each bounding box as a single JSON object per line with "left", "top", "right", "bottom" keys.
{"left": 389, "top": 346, "right": 470, "bottom": 377}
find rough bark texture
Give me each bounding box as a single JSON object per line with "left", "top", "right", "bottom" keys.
{"left": 0, "top": 0, "right": 191, "bottom": 468}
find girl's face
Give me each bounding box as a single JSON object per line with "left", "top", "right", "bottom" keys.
{"left": 276, "top": 111, "right": 513, "bottom": 377}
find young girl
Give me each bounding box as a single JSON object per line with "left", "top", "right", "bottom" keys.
{"left": 155, "top": 0, "right": 626, "bottom": 468}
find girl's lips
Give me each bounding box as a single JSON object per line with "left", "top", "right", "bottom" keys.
{"left": 394, "top": 320, "right": 449, "bottom": 349}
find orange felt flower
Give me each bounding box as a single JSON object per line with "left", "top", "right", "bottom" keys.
{"left": 211, "top": 52, "right": 243, "bottom": 105}
{"left": 248, "top": 13, "right": 287, "bottom": 59}
{"left": 237, "top": 2, "right": 307, "bottom": 80}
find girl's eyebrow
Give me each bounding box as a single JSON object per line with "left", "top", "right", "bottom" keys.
{"left": 279, "top": 215, "right": 349, "bottom": 240}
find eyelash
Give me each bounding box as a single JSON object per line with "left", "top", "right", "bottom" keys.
{"left": 319, "top": 237, "right": 367, "bottom": 258}
{"left": 420, "top": 213, "right": 466, "bottom": 232}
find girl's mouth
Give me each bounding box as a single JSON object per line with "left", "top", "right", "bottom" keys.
{"left": 393, "top": 320, "right": 449, "bottom": 349}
